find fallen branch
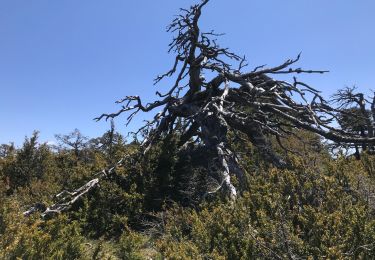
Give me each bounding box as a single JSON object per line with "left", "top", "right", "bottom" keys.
{"left": 23, "top": 157, "right": 126, "bottom": 218}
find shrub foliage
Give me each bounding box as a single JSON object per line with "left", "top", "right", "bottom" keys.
{"left": 1, "top": 129, "right": 375, "bottom": 259}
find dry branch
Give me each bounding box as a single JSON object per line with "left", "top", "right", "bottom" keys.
{"left": 26, "top": 0, "right": 375, "bottom": 214}
{"left": 94, "top": 0, "right": 375, "bottom": 199}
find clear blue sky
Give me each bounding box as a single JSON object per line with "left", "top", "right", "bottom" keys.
{"left": 1, "top": 0, "right": 374, "bottom": 146}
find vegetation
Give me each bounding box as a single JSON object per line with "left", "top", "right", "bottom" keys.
{"left": 1, "top": 129, "right": 375, "bottom": 259}
{"left": 2, "top": 0, "right": 375, "bottom": 259}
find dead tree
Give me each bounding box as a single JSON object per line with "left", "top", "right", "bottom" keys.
{"left": 55, "top": 129, "right": 89, "bottom": 159}
{"left": 95, "top": 0, "right": 375, "bottom": 199}
{"left": 331, "top": 86, "right": 375, "bottom": 158}
{"left": 24, "top": 0, "right": 375, "bottom": 217}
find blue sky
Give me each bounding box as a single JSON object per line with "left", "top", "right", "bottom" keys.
{"left": 1, "top": 0, "right": 374, "bottom": 146}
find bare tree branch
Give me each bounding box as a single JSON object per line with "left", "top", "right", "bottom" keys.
{"left": 88, "top": 0, "right": 375, "bottom": 200}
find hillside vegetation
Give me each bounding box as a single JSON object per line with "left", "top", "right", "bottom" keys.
{"left": 1, "top": 129, "right": 375, "bottom": 259}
